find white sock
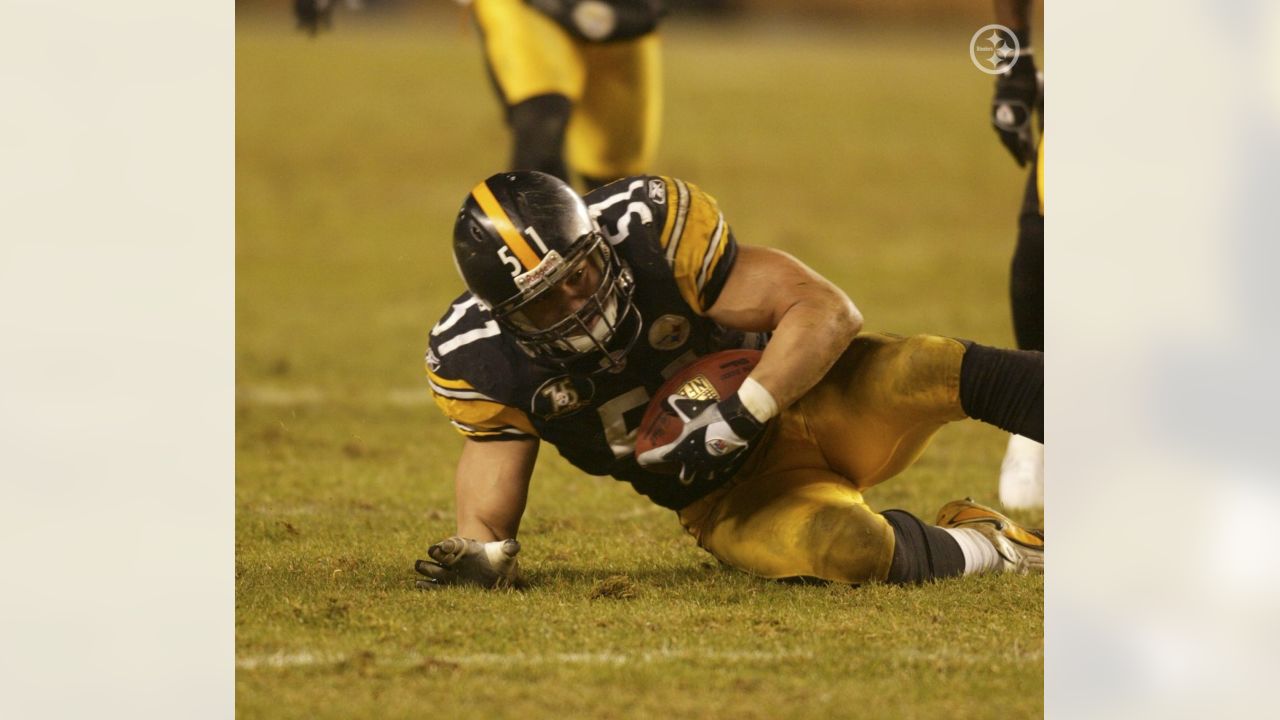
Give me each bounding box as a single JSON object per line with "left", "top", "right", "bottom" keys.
{"left": 942, "top": 527, "right": 1004, "bottom": 575}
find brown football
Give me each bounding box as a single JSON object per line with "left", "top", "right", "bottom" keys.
{"left": 633, "top": 349, "right": 763, "bottom": 471}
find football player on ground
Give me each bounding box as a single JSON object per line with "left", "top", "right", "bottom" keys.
{"left": 416, "top": 171, "right": 1044, "bottom": 589}
{"left": 989, "top": 0, "right": 1044, "bottom": 509}
{"left": 295, "top": 0, "right": 665, "bottom": 189}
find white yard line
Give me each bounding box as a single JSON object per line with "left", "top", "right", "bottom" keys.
{"left": 386, "top": 388, "right": 433, "bottom": 406}
{"left": 235, "top": 385, "right": 432, "bottom": 407}
{"left": 237, "top": 648, "right": 815, "bottom": 670}
{"left": 236, "top": 385, "right": 326, "bottom": 406}
{"left": 237, "top": 646, "right": 1041, "bottom": 671}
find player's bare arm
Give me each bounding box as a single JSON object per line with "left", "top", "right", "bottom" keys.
{"left": 637, "top": 245, "right": 861, "bottom": 479}
{"left": 454, "top": 436, "right": 538, "bottom": 541}
{"left": 705, "top": 245, "right": 862, "bottom": 411}
{"left": 989, "top": 0, "right": 1039, "bottom": 165}
{"left": 414, "top": 438, "right": 537, "bottom": 589}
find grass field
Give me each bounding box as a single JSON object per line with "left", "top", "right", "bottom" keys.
{"left": 236, "top": 10, "right": 1042, "bottom": 718}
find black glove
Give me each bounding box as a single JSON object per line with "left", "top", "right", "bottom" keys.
{"left": 991, "top": 30, "right": 1039, "bottom": 166}
{"left": 635, "top": 393, "right": 765, "bottom": 484}
{"left": 414, "top": 537, "right": 524, "bottom": 589}
{"left": 295, "top": 0, "right": 336, "bottom": 36}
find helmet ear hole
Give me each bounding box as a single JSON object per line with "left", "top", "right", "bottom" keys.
{"left": 469, "top": 222, "right": 485, "bottom": 242}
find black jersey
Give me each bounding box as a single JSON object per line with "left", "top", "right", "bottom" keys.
{"left": 426, "top": 176, "right": 767, "bottom": 510}
{"left": 524, "top": 0, "right": 664, "bottom": 43}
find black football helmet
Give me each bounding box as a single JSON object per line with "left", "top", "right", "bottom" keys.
{"left": 452, "top": 171, "right": 640, "bottom": 372}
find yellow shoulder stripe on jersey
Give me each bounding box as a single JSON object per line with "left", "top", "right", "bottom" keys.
{"left": 425, "top": 365, "right": 474, "bottom": 390}
{"left": 431, "top": 393, "right": 539, "bottom": 437}
{"left": 471, "top": 180, "right": 540, "bottom": 271}
{"left": 662, "top": 180, "right": 729, "bottom": 315}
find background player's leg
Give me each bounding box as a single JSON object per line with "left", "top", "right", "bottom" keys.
{"left": 1010, "top": 151, "right": 1043, "bottom": 352}
{"left": 1001, "top": 140, "right": 1045, "bottom": 508}
{"left": 472, "top": 0, "right": 584, "bottom": 181}
{"left": 568, "top": 34, "right": 662, "bottom": 186}
{"left": 509, "top": 94, "right": 572, "bottom": 180}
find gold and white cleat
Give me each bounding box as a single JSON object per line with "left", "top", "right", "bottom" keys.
{"left": 936, "top": 498, "right": 1044, "bottom": 574}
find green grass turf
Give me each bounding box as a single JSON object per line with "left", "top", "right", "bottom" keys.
{"left": 237, "top": 12, "right": 1042, "bottom": 719}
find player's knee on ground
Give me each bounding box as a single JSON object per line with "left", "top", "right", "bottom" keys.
{"left": 882, "top": 509, "right": 966, "bottom": 584}
{"left": 508, "top": 94, "right": 572, "bottom": 181}
{"left": 791, "top": 503, "right": 898, "bottom": 584}
{"left": 689, "top": 484, "right": 898, "bottom": 585}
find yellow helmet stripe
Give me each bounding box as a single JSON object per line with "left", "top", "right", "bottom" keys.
{"left": 470, "top": 180, "right": 541, "bottom": 271}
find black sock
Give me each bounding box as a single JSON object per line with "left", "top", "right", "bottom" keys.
{"left": 883, "top": 510, "right": 966, "bottom": 584}
{"left": 508, "top": 94, "right": 572, "bottom": 182}
{"left": 958, "top": 341, "right": 1043, "bottom": 442}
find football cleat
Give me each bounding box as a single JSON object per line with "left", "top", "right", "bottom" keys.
{"left": 936, "top": 498, "right": 1044, "bottom": 574}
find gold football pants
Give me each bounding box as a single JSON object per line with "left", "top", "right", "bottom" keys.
{"left": 472, "top": 0, "right": 662, "bottom": 179}
{"left": 677, "top": 334, "right": 969, "bottom": 584}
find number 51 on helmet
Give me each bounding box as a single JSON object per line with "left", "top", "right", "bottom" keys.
{"left": 452, "top": 171, "right": 642, "bottom": 373}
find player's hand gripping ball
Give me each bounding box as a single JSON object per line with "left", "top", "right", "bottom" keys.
{"left": 634, "top": 350, "right": 765, "bottom": 481}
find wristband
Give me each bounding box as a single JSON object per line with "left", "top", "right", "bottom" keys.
{"left": 736, "top": 377, "right": 779, "bottom": 424}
